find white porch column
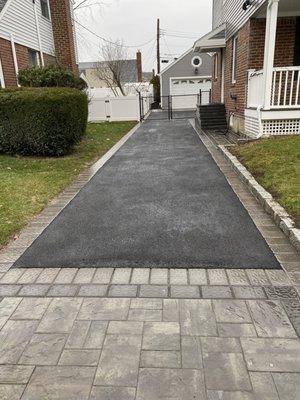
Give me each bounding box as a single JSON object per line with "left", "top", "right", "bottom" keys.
{"left": 262, "top": 0, "right": 279, "bottom": 110}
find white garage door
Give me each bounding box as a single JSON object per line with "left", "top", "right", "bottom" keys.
{"left": 171, "top": 78, "right": 211, "bottom": 109}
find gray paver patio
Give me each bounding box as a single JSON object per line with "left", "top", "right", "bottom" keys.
{"left": 0, "top": 292, "right": 297, "bottom": 399}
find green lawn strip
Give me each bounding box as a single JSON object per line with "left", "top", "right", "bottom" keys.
{"left": 230, "top": 136, "right": 300, "bottom": 227}
{"left": 0, "top": 121, "right": 137, "bottom": 248}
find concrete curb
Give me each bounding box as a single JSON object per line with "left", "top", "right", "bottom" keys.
{"left": 0, "top": 122, "right": 141, "bottom": 266}
{"left": 219, "top": 144, "right": 300, "bottom": 252}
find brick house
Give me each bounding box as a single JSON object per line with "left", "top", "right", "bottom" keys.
{"left": 194, "top": 0, "right": 300, "bottom": 137}
{"left": 0, "top": 0, "right": 78, "bottom": 88}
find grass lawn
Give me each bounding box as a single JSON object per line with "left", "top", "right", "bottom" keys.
{"left": 0, "top": 121, "right": 137, "bottom": 248}
{"left": 230, "top": 135, "right": 300, "bottom": 227}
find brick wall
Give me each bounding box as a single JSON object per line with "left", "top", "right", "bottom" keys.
{"left": 249, "top": 17, "right": 296, "bottom": 69}
{"left": 0, "top": 37, "right": 17, "bottom": 87}
{"left": 43, "top": 53, "right": 57, "bottom": 66}
{"left": 224, "top": 21, "right": 251, "bottom": 119}
{"left": 0, "top": 38, "right": 29, "bottom": 87}
{"left": 49, "top": 0, "right": 78, "bottom": 74}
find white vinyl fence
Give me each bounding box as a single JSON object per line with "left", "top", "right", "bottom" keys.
{"left": 88, "top": 94, "right": 152, "bottom": 123}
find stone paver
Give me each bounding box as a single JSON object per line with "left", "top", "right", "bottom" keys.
{"left": 241, "top": 338, "right": 300, "bottom": 372}
{"left": 213, "top": 300, "right": 252, "bottom": 323}
{"left": 19, "top": 333, "right": 66, "bottom": 365}
{"left": 248, "top": 300, "right": 297, "bottom": 338}
{"left": 142, "top": 322, "right": 180, "bottom": 351}
{"left": 136, "top": 368, "right": 206, "bottom": 400}
{"left": 0, "top": 281, "right": 298, "bottom": 399}
{"left": 21, "top": 366, "right": 95, "bottom": 400}
{"left": 203, "top": 352, "right": 252, "bottom": 391}
{"left": 95, "top": 334, "right": 141, "bottom": 386}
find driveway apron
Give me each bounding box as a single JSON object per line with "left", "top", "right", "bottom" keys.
{"left": 14, "top": 118, "right": 280, "bottom": 269}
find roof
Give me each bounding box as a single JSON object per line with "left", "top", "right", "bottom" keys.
{"left": 0, "top": 0, "right": 8, "bottom": 13}
{"left": 193, "top": 23, "right": 226, "bottom": 53}
{"left": 79, "top": 59, "right": 138, "bottom": 83}
{"left": 159, "top": 48, "right": 192, "bottom": 76}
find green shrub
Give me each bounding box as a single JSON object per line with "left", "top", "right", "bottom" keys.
{"left": 0, "top": 88, "right": 88, "bottom": 156}
{"left": 18, "top": 65, "right": 87, "bottom": 90}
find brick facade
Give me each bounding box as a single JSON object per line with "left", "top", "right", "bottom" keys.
{"left": 0, "top": 37, "right": 18, "bottom": 87}
{"left": 0, "top": 0, "right": 77, "bottom": 87}
{"left": 49, "top": 0, "right": 78, "bottom": 74}
{"left": 212, "top": 17, "right": 297, "bottom": 133}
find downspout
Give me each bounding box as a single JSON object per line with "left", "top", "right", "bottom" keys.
{"left": 10, "top": 33, "right": 19, "bottom": 86}
{"left": 33, "top": 0, "right": 44, "bottom": 66}
{"left": 0, "top": 56, "right": 5, "bottom": 88}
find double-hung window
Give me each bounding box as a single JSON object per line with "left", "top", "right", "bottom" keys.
{"left": 41, "top": 0, "right": 50, "bottom": 20}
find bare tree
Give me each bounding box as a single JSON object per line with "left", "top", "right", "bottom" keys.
{"left": 96, "top": 39, "right": 133, "bottom": 96}
{"left": 73, "top": 0, "right": 105, "bottom": 11}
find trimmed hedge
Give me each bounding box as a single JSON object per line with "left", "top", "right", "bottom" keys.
{"left": 0, "top": 88, "right": 88, "bottom": 156}
{"left": 18, "top": 65, "right": 87, "bottom": 91}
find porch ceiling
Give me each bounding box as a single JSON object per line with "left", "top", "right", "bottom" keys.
{"left": 256, "top": 0, "right": 300, "bottom": 17}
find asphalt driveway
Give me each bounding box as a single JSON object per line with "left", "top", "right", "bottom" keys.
{"left": 15, "top": 118, "right": 280, "bottom": 269}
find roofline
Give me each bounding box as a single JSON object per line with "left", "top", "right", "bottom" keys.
{"left": 159, "top": 47, "right": 192, "bottom": 76}
{"left": 0, "top": 0, "right": 13, "bottom": 22}
{"left": 193, "top": 23, "right": 226, "bottom": 52}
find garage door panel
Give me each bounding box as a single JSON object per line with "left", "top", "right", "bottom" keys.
{"left": 171, "top": 78, "right": 211, "bottom": 109}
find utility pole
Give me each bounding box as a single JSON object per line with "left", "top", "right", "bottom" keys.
{"left": 157, "top": 18, "right": 160, "bottom": 75}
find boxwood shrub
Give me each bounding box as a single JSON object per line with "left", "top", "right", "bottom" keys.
{"left": 0, "top": 87, "right": 88, "bottom": 156}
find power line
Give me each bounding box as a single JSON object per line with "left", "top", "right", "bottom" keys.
{"left": 74, "top": 19, "right": 156, "bottom": 49}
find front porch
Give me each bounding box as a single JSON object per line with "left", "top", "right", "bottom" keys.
{"left": 246, "top": 66, "right": 300, "bottom": 137}
{"left": 245, "top": 0, "right": 300, "bottom": 137}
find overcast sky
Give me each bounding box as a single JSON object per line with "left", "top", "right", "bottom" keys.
{"left": 74, "top": 0, "right": 213, "bottom": 72}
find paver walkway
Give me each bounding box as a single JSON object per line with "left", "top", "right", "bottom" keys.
{"left": 14, "top": 118, "right": 279, "bottom": 269}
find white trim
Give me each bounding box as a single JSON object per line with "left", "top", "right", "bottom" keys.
{"left": 33, "top": 0, "right": 45, "bottom": 66}
{"left": 0, "top": 56, "right": 5, "bottom": 88}
{"left": 159, "top": 48, "right": 192, "bottom": 76}
{"left": 221, "top": 50, "right": 225, "bottom": 102}
{"left": 214, "top": 53, "right": 218, "bottom": 79}
{"left": 193, "top": 23, "right": 226, "bottom": 52}
{"left": 0, "top": 0, "right": 13, "bottom": 22}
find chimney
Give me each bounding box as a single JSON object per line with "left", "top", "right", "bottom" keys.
{"left": 136, "top": 50, "right": 142, "bottom": 82}
{"left": 49, "top": 0, "right": 78, "bottom": 74}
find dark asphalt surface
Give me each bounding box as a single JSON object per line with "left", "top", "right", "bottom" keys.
{"left": 15, "top": 117, "right": 280, "bottom": 269}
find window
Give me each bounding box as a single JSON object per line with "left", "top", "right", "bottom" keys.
{"left": 232, "top": 36, "right": 238, "bottom": 83}
{"left": 28, "top": 49, "right": 40, "bottom": 67}
{"left": 41, "top": 0, "right": 50, "bottom": 19}
{"left": 214, "top": 53, "right": 218, "bottom": 79}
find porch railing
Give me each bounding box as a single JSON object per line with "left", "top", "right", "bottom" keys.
{"left": 247, "top": 66, "right": 300, "bottom": 109}
{"left": 271, "top": 67, "right": 300, "bottom": 108}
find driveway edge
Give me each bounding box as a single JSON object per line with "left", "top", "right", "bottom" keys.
{"left": 219, "top": 145, "right": 300, "bottom": 252}
{"left": 0, "top": 122, "right": 141, "bottom": 268}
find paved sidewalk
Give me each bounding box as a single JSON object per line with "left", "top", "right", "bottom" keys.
{"left": 0, "top": 283, "right": 299, "bottom": 399}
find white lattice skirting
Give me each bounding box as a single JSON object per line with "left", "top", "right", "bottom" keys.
{"left": 262, "top": 119, "right": 300, "bottom": 136}
{"left": 245, "top": 115, "right": 260, "bottom": 137}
